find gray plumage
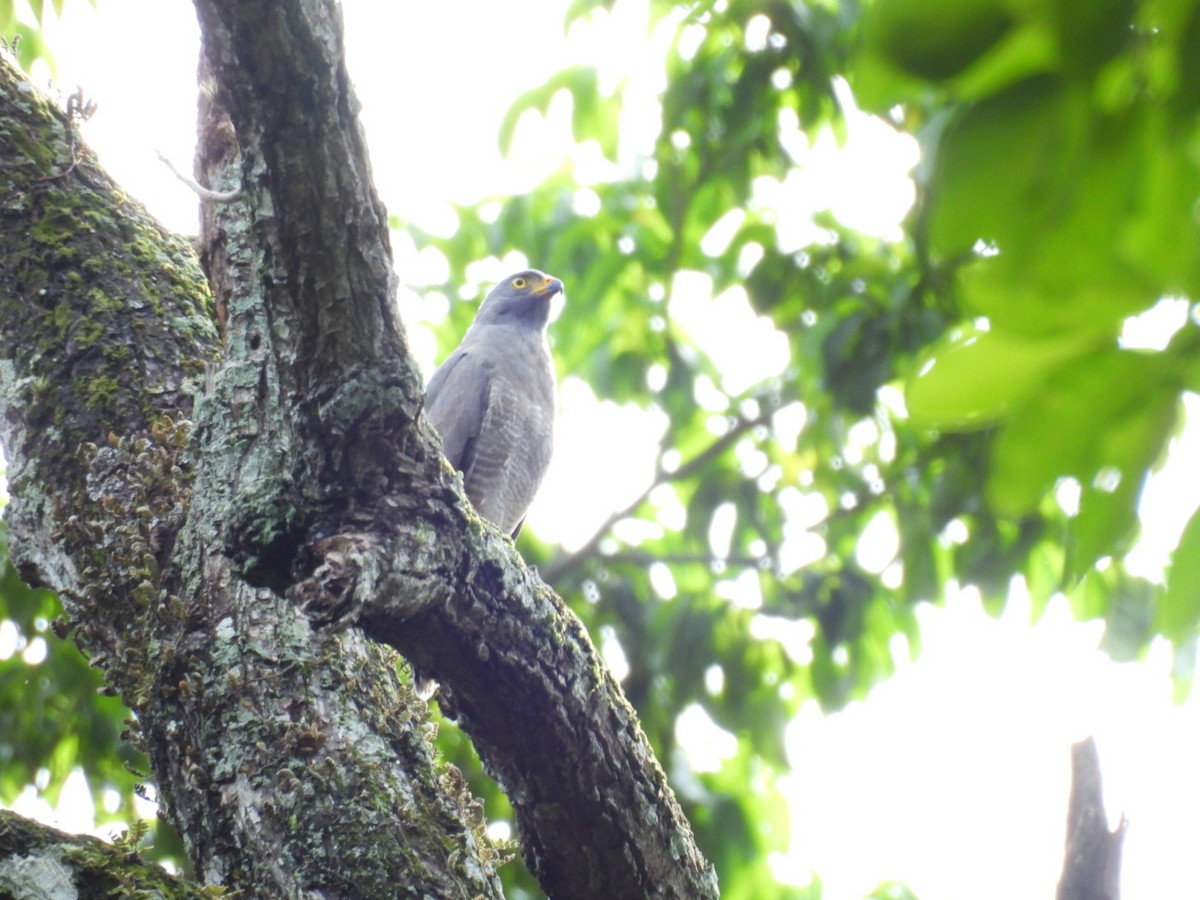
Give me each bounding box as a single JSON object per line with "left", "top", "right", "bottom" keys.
{"left": 425, "top": 269, "right": 562, "bottom": 537}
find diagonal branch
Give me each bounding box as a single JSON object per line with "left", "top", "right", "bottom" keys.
{"left": 292, "top": 499, "right": 719, "bottom": 899}
{"left": 544, "top": 407, "right": 772, "bottom": 583}
{"left": 193, "top": 1, "right": 717, "bottom": 897}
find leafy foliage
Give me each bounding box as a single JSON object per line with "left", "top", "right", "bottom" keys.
{"left": 0, "top": 521, "right": 151, "bottom": 839}
{"left": 861, "top": 0, "right": 1200, "bottom": 636}
{"left": 0, "top": 0, "right": 94, "bottom": 72}
{"left": 401, "top": 2, "right": 949, "bottom": 894}
{"left": 396, "top": 0, "right": 1200, "bottom": 895}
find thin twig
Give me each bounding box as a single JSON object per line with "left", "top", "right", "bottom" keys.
{"left": 596, "top": 551, "right": 770, "bottom": 571}
{"left": 543, "top": 409, "right": 771, "bottom": 583}
{"left": 37, "top": 88, "right": 96, "bottom": 182}
{"left": 156, "top": 150, "right": 243, "bottom": 203}
{"left": 35, "top": 140, "right": 83, "bottom": 181}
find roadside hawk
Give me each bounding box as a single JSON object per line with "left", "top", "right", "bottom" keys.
{"left": 425, "top": 269, "right": 562, "bottom": 538}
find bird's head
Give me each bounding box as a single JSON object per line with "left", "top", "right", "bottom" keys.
{"left": 473, "top": 269, "right": 563, "bottom": 330}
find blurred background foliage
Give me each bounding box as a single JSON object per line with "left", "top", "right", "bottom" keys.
{"left": 3, "top": 0, "right": 1200, "bottom": 897}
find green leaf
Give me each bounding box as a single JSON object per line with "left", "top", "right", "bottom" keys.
{"left": 570, "top": 71, "right": 620, "bottom": 161}
{"left": 1051, "top": 0, "right": 1136, "bottom": 76}
{"left": 936, "top": 86, "right": 1179, "bottom": 337}
{"left": 930, "top": 76, "right": 1083, "bottom": 260}
{"left": 906, "top": 324, "right": 1099, "bottom": 428}
{"left": 1119, "top": 112, "right": 1200, "bottom": 297}
{"left": 1067, "top": 391, "right": 1177, "bottom": 579}
{"left": 497, "top": 65, "right": 612, "bottom": 158}
{"left": 863, "top": 0, "right": 1015, "bottom": 82}
{"left": 563, "top": 0, "right": 614, "bottom": 28}
{"left": 1101, "top": 575, "right": 1154, "bottom": 661}
{"left": 1069, "top": 477, "right": 1141, "bottom": 581}
{"left": 947, "top": 22, "right": 1059, "bottom": 100}
{"left": 1159, "top": 506, "right": 1200, "bottom": 642}
{"left": 1067, "top": 566, "right": 1110, "bottom": 621}
{"left": 987, "top": 349, "right": 1168, "bottom": 515}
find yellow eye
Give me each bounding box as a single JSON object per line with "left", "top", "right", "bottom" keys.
{"left": 512, "top": 277, "right": 527, "bottom": 289}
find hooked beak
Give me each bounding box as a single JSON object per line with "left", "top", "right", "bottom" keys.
{"left": 533, "top": 275, "right": 564, "bottom": 297}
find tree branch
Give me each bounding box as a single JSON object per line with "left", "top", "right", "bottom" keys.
{"left": 0, "top": 811, "right": 209, "bottom": 899}
{"left": 598, "top": 550, "right": 769, "bottom": 570}
{"left": 191, "top": 0, "right": 716, "bottom": 896}
{"left": 0, "top": 42, "right": 500, "bottom": 900}
{"left": 0, "top": 0, "right": 717, "bottom": 894}
{"left": 1057, "top": 737, "right": 1126, "bottom": 900}
{"left": 0, "top": 53, "right": 217, "bottom": 680}
{"left": 156, "top": 149, "right": 243, "bottom": 203}
{"left": 291, "top": 513, "right": 719, "bottom": 898}
{"left": 544, "top": 407, "right": 772, "bottom": 583}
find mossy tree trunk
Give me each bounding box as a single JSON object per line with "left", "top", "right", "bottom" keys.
{"left": 0, "top": 810, "right": 219, "bottom": 898}
{"left": 0, "top": 1, "right": 716, "bottom": 897}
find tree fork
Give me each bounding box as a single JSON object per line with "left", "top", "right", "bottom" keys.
{"left": 0, "top": 43, "right": 502, "bottom": 899}
{"left": 0, "top": 0, "right": 715, "bottom": 896}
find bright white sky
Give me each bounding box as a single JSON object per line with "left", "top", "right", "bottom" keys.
{"left": 6, "top": 2, "right": 1200, "bottom": 898}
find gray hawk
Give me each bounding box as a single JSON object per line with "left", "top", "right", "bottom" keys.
{"left": 425, "top": 269, "right": 562, "bottom": 538}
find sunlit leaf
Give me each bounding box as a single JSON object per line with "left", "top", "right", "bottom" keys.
{"left": 1067, "top": 391, "right": 1177, "bottom": 580}
{"left": 929, "top": 77, "right": 1082, "bottom": 260}
{"left": 1159, "top": 507, "right": 1200, "bottom": 642}
{"left": 987, "top": 350, "right": 1169, "bottom": 516}
{"left": 863, "top": 0, "right": 1015, "bottom": 82}
{"left": 1101, "top": 575, "right": 1155, "bottom": 661}
{"left": 10, "top": 21, "right": 54, "bottom": 74}
{"left": 906, "top": 324, "right": 1099, "bottom": 428}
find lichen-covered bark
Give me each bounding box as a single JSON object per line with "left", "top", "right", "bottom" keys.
{"left": 0, "top": 0, "right": 717, "bottom": 896}
{"left": 191, "top": 0, "right": 716, "bottom": 896}
{"left": 0, "top": 58, "right": 215, "bottom": 705}
{"left": 0, "top": 810, "right": 212, "bottom": 899}
{"left": 0, "top": 51, "right": 500, "bottom": 900}
{"left": 362, "top": 548, "right": 718, "bottom": 899}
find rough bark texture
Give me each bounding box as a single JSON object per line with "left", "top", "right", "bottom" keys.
{"left": 0, "top": 0, "right": 716, "bottom": 897}
{"left": 0, "top": 44, "right": 501, "bottom": 899}
{"left": 1057, "top": 737, "right": 1125, "bottom": 900}
{"left": 0, "top": 810, "right": 210, "bottom": 899}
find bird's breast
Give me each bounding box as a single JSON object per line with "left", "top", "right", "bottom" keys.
{"left": 457, "top": 330, "right": 556, "bottom": 534}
